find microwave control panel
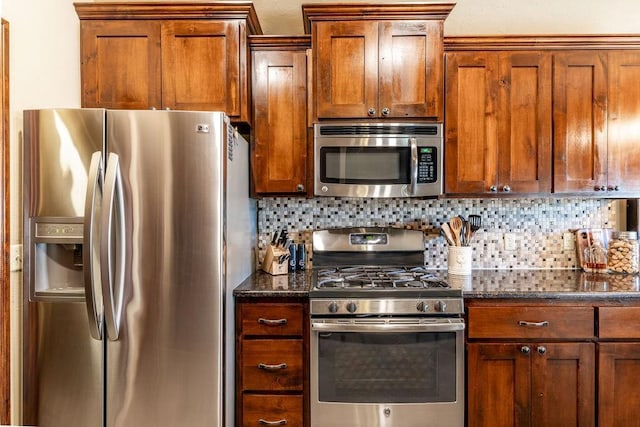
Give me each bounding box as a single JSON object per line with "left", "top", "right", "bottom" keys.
{"left": 417, "top": 147, "right": 437, "bottom": 183}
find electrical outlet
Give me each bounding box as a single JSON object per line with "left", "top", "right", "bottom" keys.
{"left": 10, "top": 244, "right": 23, "bottom": 272}
{"left": 503, "top": 233, "right": 517, "bottom": 251}
{"left": 563, "top": 232, "right": 575, "bottom": 251}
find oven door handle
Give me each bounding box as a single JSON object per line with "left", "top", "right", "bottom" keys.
{"left": 311, "top": 320, "right": 465, "bottom": 333}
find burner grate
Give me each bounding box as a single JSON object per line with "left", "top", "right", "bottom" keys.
{"left": 315, "top": 266, "right": 449, "bottom": 290}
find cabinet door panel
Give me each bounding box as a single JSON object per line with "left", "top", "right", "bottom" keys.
{"left": 607, "top": 50, "right": 640, "bottom": 194}
{"left": 315, "top": 21, "right": 378, "bottom": 118}
{"left": 252, "top": 50, "right": 307, "bottom": 194}
{"left": 498, "top": 52, "right": 552, "bottom": 193}
{"left": 242, "top": 395, "right": 303, "bottom": 427}
{"left": 80, "top": 20, "right": 161, "bottom": 109}
{"left": 531, "top": 343, "right": 595, "bottom": 427}
{"left": 467, "top": 343, "right": 531, "bottom": 427}
{"left": 379, "top": 21, "right": 443, "bottom": 119}
{"left": 553, "top": 51, "right": 608, "bottom": 193}
{"left": 444, "top": 52, "right": 499, "bottom": 194}
{"left": 161, "top": 21, "right": 240, "bottom": 114}
{"left": 598, "top": 343, "right": 640, "bottom": 427}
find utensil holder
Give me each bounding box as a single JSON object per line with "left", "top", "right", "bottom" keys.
{"left": 448, "top": 246, "right": 472, "bottom": 276}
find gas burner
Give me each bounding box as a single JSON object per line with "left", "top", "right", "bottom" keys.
{"left": 314, "top": 266, "right": 450, "bottom": 290}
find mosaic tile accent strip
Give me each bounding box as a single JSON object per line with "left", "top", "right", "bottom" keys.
{"left": 257, "top": 197, "right": 616, "bottom": 270}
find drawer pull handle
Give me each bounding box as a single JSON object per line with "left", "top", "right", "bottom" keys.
{"left": 258, "top": 363, "right": 288, "bottom": 371}
{"left": 518, "top": 320, "right": 549, "bottom": 328}
{"left": 258, "top": 318, "right": 288, "bottom": 326}
{"left": 259, "top": 419, "right": 288, "bottom": 426}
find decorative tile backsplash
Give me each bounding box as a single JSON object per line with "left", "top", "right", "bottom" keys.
{"left": 257, "top": 197, "right": 617, "bottom": 270}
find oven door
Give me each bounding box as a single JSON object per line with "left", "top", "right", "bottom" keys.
{"left": 310, "top": 318, "right": 464, "bottom": 427}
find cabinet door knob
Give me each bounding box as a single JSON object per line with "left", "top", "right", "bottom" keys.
{"left": 594, "top": 185, "right": 606, "bottom": 191}
{"left": 502, "top": 185, "right": 511, "bottom": 192}
{"left": 607, "top": 185, "right": 620, "bottom": 191}
{"left": 367, "top": 108, "right": 376, "bottom": 116}
{"left": 537, "top": 346, "right": 547, "bottom": 355}
{"left": 521, "top": 346, "right": 531, "bottom": 354}
{"left": 382, "top": 107, "right": 390, "bottom": 116}
{"left": 296, "top": 184, "right": 305, "bottom": 192}
{"left": 490, "top": 185, "right": 498, "bottom": 192}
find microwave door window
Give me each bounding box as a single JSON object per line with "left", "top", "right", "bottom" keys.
{"left": 321, "top": 147, "right": 410, "bottom": 184}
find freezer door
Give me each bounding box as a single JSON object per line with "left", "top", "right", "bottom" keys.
{"left": 104, "top": 110, "right": 227, "bottom": 427}
{"left": 22, "top": 108, "right": 105, "bottom": 427}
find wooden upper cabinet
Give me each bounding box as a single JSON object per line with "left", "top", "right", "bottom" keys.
{"left": 607, "top": 50, "right": 640, "bottom": 195}
{"left": 79, "top": 20, "right": 162, "bottom": 110}
{"left": 251, "top": 36, "right": 311, "bottom": 196}
{"left": 75, "top": 2, "right": 262, "bottom": 124}
{"left": 161, "top": 21, "right": 241, "bottom": 114}
{"left": 444, "top": 51, "right": 499, "bottom": 194}
{"left": 445, "top": 50, "right": 552, "bottom": 195}
{"left": 553, "top": 51, "right": 608, "bottom": 194}
{"left": 303, "top": 3, "right": 454, "bottom": 121}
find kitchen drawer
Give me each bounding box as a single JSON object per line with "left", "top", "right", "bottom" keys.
{"left": 468, "top": 306, "right": 594, "bottom": 339}
{"left": 599, "top": 307, "right": 640, "bottom": 339}
{"left": 242, "top": 339, "right": 303, "bottom": 391}
{"left": 242, "top": 394, "right": 303, "bottom": 427}
{"left": 241, "top": 303, "right": 304, "bottom": 336}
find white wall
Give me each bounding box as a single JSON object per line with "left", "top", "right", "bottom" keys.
{"left": 2, "top": 0, "right": 80, "bottom": 423}
{"left": 2, "top": 0, "right": 640, "bottom": 424}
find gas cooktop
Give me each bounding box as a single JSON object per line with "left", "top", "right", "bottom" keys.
{"left": 315, "top": 265, "right": 449, "bottom": 290}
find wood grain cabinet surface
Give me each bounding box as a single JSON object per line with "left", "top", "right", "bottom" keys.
{"left": 236, "top": 299, "right": 309, "bottom": 426}
{"left": 554, "top": 50, "right": 640, "bottom": 196}
{"left": 75, "top": 2, "right": 262, "bottom": 124}
{"left": 250, "top": 36, "right": 312, "bottom": 196}
{"left": 597, "top": 307, "right": 640, "bottom": 427}
{"left": 303, "top": 3, "right": 454, "bottom": 121}
{"left": 466, "top": 302, "right": 596, "bottom": 427}
{"left": 444, "top": 50, "right": 552, "bottom": 195}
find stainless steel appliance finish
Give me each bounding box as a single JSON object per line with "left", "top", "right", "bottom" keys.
{"left": 22, "top": 109, "right": 256, "bottom": 427}
{"left": 314, "top": 123, "right": 443, "bottom": 198}
{"left": 310, "top": 227, "right": 464, "bottom": 427}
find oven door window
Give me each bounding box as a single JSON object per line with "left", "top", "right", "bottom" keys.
{"left": 317, "top": 331, "right": 456, "bottom": 403}
{"left": 320, "top": 147, "right": 410, "bottom": 184}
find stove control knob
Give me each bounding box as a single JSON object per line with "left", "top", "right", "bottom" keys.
{"left": 328, "top": 302, "right": 339, "bottom": 314}
{"left": 416, "top": 301, "right": 429, "bottom": 312}
{"left": 435, "top": 300, "right": 448, "bottom": 313}
{"left": 346, "top": 302, "right": 358, "bottom": 313}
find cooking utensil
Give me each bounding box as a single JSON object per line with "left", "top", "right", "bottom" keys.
{"left": 469, "top": 214, "right": 482, "bottom": 234}
{"left": 441, "top": 223, "right": 456, "bottom": 246}
{"left": 449, "top": 216, "right": 463, "bottom": 246}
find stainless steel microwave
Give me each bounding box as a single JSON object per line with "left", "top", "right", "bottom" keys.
{"left": 314, "top": 122, "right": 443, "bottom": 198}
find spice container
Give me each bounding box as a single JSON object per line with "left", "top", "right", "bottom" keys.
{"left": 607, "top": 231, "right": 639, "bottom": 274}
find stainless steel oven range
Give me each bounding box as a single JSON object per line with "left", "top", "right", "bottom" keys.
{"left": 310, "top": 227, "right": 464, "bottom": 427}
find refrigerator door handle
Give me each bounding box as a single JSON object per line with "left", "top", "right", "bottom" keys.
{"left": 83, "top": 151, "right": 104, "bottom": 340}
{"left": 101, "top": 153, "right": 126, "bottom": 341}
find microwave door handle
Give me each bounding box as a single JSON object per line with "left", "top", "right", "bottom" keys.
{"left": 410, "top": 137, "right": 418, "bottom": 196}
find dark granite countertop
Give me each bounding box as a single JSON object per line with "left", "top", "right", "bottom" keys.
{"left": 234, "top": 269, "right": 640, "bottom": 300}
{"left": 233, "top": 270, "right": 313, "bottom": 298}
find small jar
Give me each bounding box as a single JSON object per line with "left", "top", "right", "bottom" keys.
{"left": 607, "top": 231, "right": 639, "bottom": 274}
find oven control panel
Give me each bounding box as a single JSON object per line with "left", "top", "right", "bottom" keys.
{"left": 311, "top": 298, "right": 464, "bottom": 316}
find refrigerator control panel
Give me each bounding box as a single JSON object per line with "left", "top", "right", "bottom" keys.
{"left": 35, "top": 222, "right": 83, "bottom": 239}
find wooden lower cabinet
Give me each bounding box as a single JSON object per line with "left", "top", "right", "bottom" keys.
{"left": 242, "top": 395, "right": 303, "bottom": 427}
{"left": 236, "top": 298, "right": 309, "bottom": 426}
{"left": 598, "top": 343, "right": 640, "bottom": 427}
{"left": 467, "top": 342, "right": 595, "bottom": 427}
{"left": 466, "top": 302, "right": 596, "bottom": 427}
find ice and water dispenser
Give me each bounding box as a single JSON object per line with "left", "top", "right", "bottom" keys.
{"left": 23, "top": 108, "right": 105, "bottom": 302}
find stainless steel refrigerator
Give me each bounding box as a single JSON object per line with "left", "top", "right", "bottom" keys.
{"left": 22, "top": 109, "right": 256, "bottom": 427}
